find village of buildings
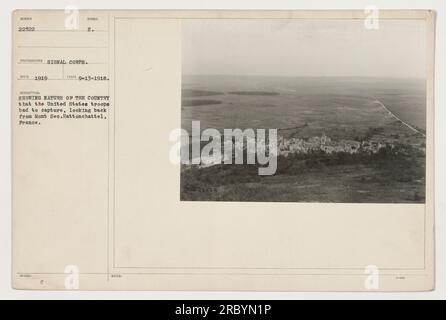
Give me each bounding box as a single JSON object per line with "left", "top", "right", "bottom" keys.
{"left": 189, "top": 132, "right": 406, "bottom": 170}
{"left": 275, "top": 134, "right": 390, "bottom": 157}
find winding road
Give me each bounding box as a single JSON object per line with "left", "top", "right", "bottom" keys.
{"left": 373, "top": 97, "right": 426, "bottom": 137}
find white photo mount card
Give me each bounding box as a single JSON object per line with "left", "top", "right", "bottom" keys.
{"left": 12, "top": 10, "right": 435, "bottom": 291}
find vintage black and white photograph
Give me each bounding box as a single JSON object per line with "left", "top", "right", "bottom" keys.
{"left": 180, "top": 18, "right": 427, "bottom": 203}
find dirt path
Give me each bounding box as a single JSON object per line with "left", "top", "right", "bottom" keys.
{"left": 373, "top": 97, "right": 426, "bottom": 137}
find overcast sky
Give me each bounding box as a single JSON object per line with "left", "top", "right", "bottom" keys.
{"left": 182, "top": 19, "right": 426, "bottom": 78}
